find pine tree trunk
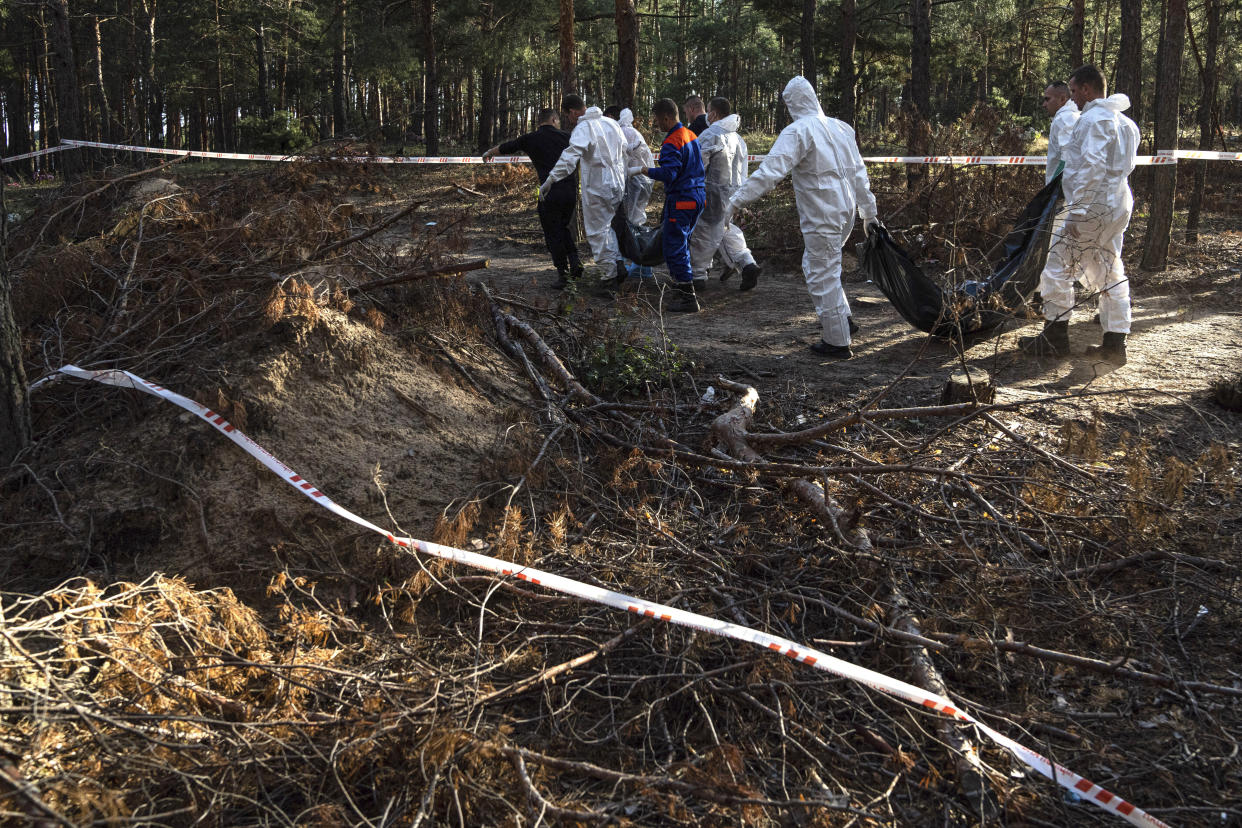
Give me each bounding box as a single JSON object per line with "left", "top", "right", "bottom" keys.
{"left": 256, "top": 24, "right": 271, "bottom": 118}
{"left": 613, "top": 0, "right": 638, "bottom": 110}
{"left": 838, "top": 0, "right": 856, "bottom": 126}
{"left": 1070, "top": 0, "right": 1085, "bottom": 67}
{"left": 478, "top": 66, "right": 495, "bottom": 152}
{"left": 333, "top": 0, "right": 348, "bottom": 136}
{"left": 1184, "top": 0, "right": 1217, "bottom": 243}
{"left": 47, "top": 0, "right": 84, "bottom": 179}
{"left": 421, "top": 0, "right": 438, "bottom": 154}
{"left": 1115, "top": 0, "right": 1142, "bottom": 125}
{"left": 143, "top": 0, "right": 160, "bottom": 144}
{"left": 907, "top": 0, "right": 931, "bottom": 189}
{"left": 800, "top": 0, "right": 816, "bottom": 90}
{"left": 1140, "top": 0, "right": 1186, "bottom": 271}
{"left": 558, "top": 0, "right": 576, "bottom": 96}
{"left": 93, "top": 14, "right": 115, "bottom": 141}
{"left": 0, "top": 178, "right": 31, "bottom": 466}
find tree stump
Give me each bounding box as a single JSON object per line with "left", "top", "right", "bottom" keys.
{"left": 940, "top": 367, "right": 994, "bottom": 405}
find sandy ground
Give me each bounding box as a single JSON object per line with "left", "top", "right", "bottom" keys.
{"left": 465, "top": 218, "right": 1242, "bottom": 426}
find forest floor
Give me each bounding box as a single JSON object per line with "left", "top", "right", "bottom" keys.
{"left": 2, "top": 155, "right": 1241, "bottom": 826}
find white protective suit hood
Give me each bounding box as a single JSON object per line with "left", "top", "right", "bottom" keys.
{"left": 1094, "top": 93, "right": 1131, "bottom": 112}
{"left": 783, "top": 76, "right": 825, "bottom": 120}
{"left": 617, "top": 108, "right": 654, "bottom": 225}
{"left": 709, "top": 113, "right": 741, "bottom": 133}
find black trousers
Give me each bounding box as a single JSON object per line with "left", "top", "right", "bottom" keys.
{"left": 538, "top": 190, "right": 582, "bottom": 274}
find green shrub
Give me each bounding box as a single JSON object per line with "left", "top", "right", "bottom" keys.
{"left": 238, "top": 110, "right": 313, "bottom": 154}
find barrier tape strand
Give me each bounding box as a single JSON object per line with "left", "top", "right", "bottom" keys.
{"left": 45, "top": 363, "right": 1170, "bottom": 828}
{"left": 26, "top": 138, "right": 1230, "bottom": 167}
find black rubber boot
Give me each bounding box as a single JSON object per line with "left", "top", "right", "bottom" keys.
{"left": 848, "top": 315, "right": 860, "bottom": 336}
{"left": 1084, "top": 331, "right": 1127, "bottom": 365}
{"left": 552, "top": 268, "right": 571, "bottom": 289}
{"left": 666, "top": 282, "right": 701, "bottom": 313}
{"left": 720, "top": 266, "right": 739, "bottom": 283}
{"left": 1018, "top": 320, "right": 1069, "bottom": 358}
{"left": 810, "top": 340, "right": 852, "bottom": 359}
{"left": 739, "top": 263, "right": 761, "bottom": 291}
{"left": 613, "top": 260, "right": 629, "bottom": 287}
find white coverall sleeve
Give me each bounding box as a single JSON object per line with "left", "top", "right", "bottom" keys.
{"left": 729, "top": 128, "right": 801, "bottom": 210}
{"left": 1063, "top": 120, "right": 1110, "bottom": 220}
{"left": 544, "top": 128, "right": 587, "bottom": 188}
{"left": 846, "top": 136, "right": 877, "bottom": 222}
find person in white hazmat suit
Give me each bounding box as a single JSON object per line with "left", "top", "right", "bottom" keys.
{"left": 610, "top": 107, "right": 655, "bottom": 227}
{"left": 1042, "top": 81, "right": 1080, "bottom": 185}
{"left": 689, "top": 97, "right": 761, "bottom": 290}
{"left": 541, "top": 94, "right": 629, "bottom": 284}
{"left": 1019, "top": 64, "right": 1139, "bottom": 365}
{"left": 725, "top": 76, "right": 878, "bottom": 359}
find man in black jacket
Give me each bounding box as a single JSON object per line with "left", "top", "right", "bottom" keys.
{"left": 483, "top": 108, "right": 582, "bottom": 288}
{"left": 684, "top": 95, "right": 709, "bottom": 136}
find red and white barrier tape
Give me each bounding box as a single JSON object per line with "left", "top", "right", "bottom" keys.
{"left": 45, "top": 138, "right": 1201, "bottom": 166}
{"left": 42, "top": 363, "right": 1169, "bottom": 827}
{"left": 61, "top": 139, "right": 529, "bottom": 165}
{"left": 1167, "top": 148, "right": 1242, "bottom": 161}
{"left": 855, "top": 153, "right": 1175, "bottom": 166}
{"left": 1, "top": 145, "right": 69, "bottom": 164}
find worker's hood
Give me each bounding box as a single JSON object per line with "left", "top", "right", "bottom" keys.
{"left": 579, "top": 106, "right": 604, "bottom": 122}
{"left": 1087, "top": 93, "right": 1131, "bottom": 113}
{"left": 709, "top": 113, "right": 741, "bottom": 133}
{"left": 619, "top": 108, "right": 635, "bottom": 127}
{"left": 783, "top": 76, "right": 825, "bottom": 120}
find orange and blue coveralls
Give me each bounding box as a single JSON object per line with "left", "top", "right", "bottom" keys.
{"left": 642, "top": 122, "right": 705, "bottom": 283}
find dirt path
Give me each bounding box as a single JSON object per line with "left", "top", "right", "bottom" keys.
{"left": 466, "top": 224, "right": 1242, "bottom": 422}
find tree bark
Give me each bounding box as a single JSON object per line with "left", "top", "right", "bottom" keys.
{"left": 558, "top": 0, "right": 576, "bottom": 96}
{"left": 478, "top": 66, "right": 496, "bottom": 152}
{"left": 332, "top": 0, "right": 348, "bottom": 136}
{"left": 420, "top": 0, "right": 438, "bottom": 153}
{"left": 800, "top": 0, "right": 816, "bottom": 90}
{"left": 142, "top": 0, "right": 160, "bottom": 144}
{"left": 1115, "top": 0, "right": 1142, "bottom": 126}
{"left": 838, "top": 0, "right": 856, "bottom": 126}
{"left": 46, "top": 0, "right": 84, "bottom": 179}
{"left": 613, "top": 0, "right": 638, "bottom": 110}
{"left": 0, "top": 178, "right": 31, "bottom": 466}
{"left": 906, "top": 0, "right": 931, "bottom": 189}
{"left": 1070, "top": 0, "right": 1085, "bottom": 68}
{"left": 1140, "top": 0, "right": 1186, "bottom": 271}
{"left": 1184, "top": 0, "right": 1218, "bottom": 244}
{"left": 92, "top": 14, "right": 115, "bottom": 141}
{"left": 256, "top": 24, "right": 271, "bottom": 118}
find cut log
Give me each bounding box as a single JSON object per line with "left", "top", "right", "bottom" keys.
{"left": 940, "top": 367, "right": 994, "bottom": 405}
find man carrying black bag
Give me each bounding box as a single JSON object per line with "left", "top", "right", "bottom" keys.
{"left": 483, "top": 108, "right": 583, "bottom": 289}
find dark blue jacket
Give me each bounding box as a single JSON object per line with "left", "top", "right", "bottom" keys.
{"left": 646, "top": 123, "right": 705, "bottom": 201}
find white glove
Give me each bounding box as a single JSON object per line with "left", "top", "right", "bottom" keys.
{"left": 627, "top": 165, "right": 647, "bottom": 178}
{"left": 538, "top": 178, "right": 552, "bottom": 200}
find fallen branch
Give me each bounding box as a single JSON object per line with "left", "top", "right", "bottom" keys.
{"left": 799, "top": 592, "right": 1242, "bottom": 699}
{"left": 311, "top": 200, "right": 423, "bottom": 260}
{"left": 347, "top": 258, "right": 488, "bottom": 291}
{"left": 475, "top": 621, "right": 650, "bottom": 705}
{"left": 888, "top": 583, "right": 998, "bottom": 818}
